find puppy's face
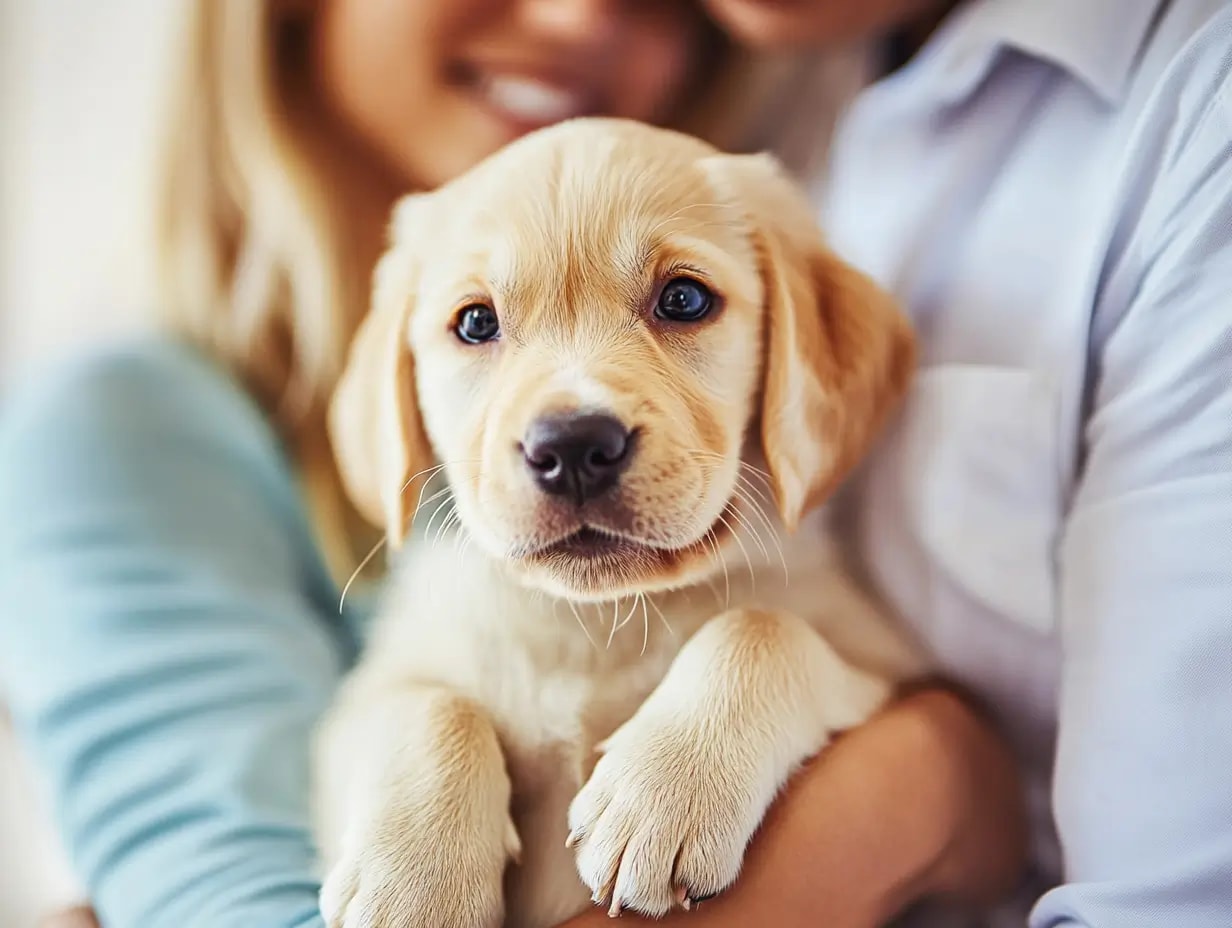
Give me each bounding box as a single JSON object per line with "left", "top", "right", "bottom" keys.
{"left": 331, "top": 119, "right": 913, "bottom": 601}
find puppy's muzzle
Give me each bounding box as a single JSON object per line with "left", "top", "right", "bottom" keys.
{"left": 521, "top": 412, "right": 634, "bottom": 506}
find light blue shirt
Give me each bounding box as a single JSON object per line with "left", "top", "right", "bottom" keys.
{"left": 0, "top": 343, "right": 353, "bottom": 928}
{"left": 0, "top": 2, "right": 1229, "bottom": 926}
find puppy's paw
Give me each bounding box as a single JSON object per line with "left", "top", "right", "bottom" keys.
{"left": 320, "top": 805, "right": 520, "bottom": 928}
{"left": 567, "top": 717, "right": 783, "bottom": 918}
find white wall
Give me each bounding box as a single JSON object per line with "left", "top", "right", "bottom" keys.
{"left": 0, "top": 4, "right": 183, "bottom": 924}
{"left": 0, "top": 0, "right": 182, "bottom": 390}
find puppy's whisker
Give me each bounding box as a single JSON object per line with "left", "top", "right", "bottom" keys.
{"left": 395, "top": 462, "right": 449, "bottom": 508}
{"left": 422, "top": 501, "right": 450, "bottom": 549}
{"left": 730, "top": 486, "right": 780, "bottom": 562}
{"left": 452, "top": 525, "right": 473, "bottom": 565}
{"left": 729, "top": 476, "right": 773, "bottom": 530}
{"left": 615, "top": 595, "right": 640, "bottom": 636}
{"left": 569, "top": 599, "right": 598, "bottom": 651}
{"left": 752, "top": 507, "right": 790, "bottom": 587}
{"left": 606, "top": 597, "right": 639, "bottom": 648}
{"left": 639, "top": 593, "right": 650, "bottom": 657}
{"left": 681, "top": 451, "right": 790, "bottom": 586}
{"left": 735, "top": 459, "right": 775, "bottom": 484}
{"left": 430, "top": 506, "right": 461, "bottom": 551}
{"left": 703, "top": 528, "right": 730, "bottom": 609}
{"left": 679, "top": 451, "right": 776, "bottom": 516}
{"left": 645, "top": 595, "right": 675, "bottom": 639}
{"left": 395, "top": 457, "right": 482, "bottom": 525}
{"left": 734, "top": 470, "right": 775, "bottom": 508}
{"left": 455, "top": 530, "right": 474, "bottom": 563}
{"left": 423, "top": 488, "right": 463, "bottom": 548}
{"left": 406, "top": 463, "right": 473, "bottom": 542}
{"left": 732, "top": 486, "right": 790, "bottom": 585}
{"left": 716, "top": 510, "right": 756, "bottom": 594}
{"left": 683, "top": 450, "right": 776, "bottom": 494}
{"left": 409, "top": 476, "right": 448, "bottom": 527}
{"left": 727, "top": 500, "right": 770, "bottom": 562}
{"left": 409, "top": 485, "right": 453, "bottom": 525}
{"left": 338, "top": 535, "right": 387, "bottom": 614}
{"left": 440, "top": 508, "right": 462, "bottom": 545}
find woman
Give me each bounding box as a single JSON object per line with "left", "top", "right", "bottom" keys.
{"left": 0, "top": 4, "right": 792, "bottom": 926}
{"left": 6, "top": 0, "right": 1231, "bottom": 926}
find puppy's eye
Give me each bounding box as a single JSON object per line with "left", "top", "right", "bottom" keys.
{"left": 655, "top": 277, "right": 713, "bottom": 323}
{"left": 454, "top": 303, "right": 501, "bottom": 344}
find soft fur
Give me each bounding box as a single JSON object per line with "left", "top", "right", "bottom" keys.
{"left": 315, "top": 118, "right": 926, "bottom": 928}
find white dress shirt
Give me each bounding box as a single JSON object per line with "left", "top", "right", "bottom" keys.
{"left": 815, "top": 0, "right": 1232, "bottom": 924}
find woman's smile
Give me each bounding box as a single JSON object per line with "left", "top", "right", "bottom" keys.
{"left": 449, "top": 60, "right": 601, "bottom": 136}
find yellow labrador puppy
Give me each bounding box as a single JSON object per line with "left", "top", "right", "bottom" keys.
{"left": 317, "top": 118, "right": 926, "bottom": 928}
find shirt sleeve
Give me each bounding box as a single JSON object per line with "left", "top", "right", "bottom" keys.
{"left": 0, "top": 341, "right": 349, "bottom": 928}
{"left": 1029, "top": 78, "right": 1232, "bottom": 927}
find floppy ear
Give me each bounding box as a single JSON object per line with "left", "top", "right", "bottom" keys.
{"left": 328, "top": 195, "right": 434, "bottom": 547}
{"left": 701, "top": 153, "right": 916, "bottom": 531}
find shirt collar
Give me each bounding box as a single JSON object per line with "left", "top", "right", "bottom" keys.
{"left": 916, "top": 0, "right": 1167, "bottom": 106}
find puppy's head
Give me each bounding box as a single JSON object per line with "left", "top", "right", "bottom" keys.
{"left": 330, "top": 119, "right": 913, "bottom": 600}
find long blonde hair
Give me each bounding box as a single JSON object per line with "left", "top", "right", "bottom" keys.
{"left": 155, "top": 0, "right": 845, "bottom": 574}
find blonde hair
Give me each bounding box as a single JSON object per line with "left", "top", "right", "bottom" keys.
{"left": 155, "top": 0, "right": 841, "bottom": 574}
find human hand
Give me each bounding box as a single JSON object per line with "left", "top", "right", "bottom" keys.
{"left": 38, "top": 906, "right": 100, "bottom": 928}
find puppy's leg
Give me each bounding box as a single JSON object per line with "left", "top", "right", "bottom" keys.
{"left": 315, "top": 677, "right": 520, "bottom": 928}
{"left": 568, "top": 609, "right": 889, "bottom": 918}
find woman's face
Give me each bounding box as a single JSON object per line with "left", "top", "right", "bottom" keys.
{"left": 315, "top": 0, "right": 709, "bottom": 191}
{"left": 700, "top": 0, "right": 952, "bottom": 48}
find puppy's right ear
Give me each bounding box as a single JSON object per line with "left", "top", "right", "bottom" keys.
{"left": 328, "top": 195, "right": 434, "bottom": 548}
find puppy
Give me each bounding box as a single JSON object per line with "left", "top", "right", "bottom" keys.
{"left": 315, "top": 118, "right": 926, "bottom": 928}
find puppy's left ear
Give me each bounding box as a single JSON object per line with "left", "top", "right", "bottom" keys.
{"left": 328, "top": 195, "right": 435, "bottom": 548}
{"left": 701, "top": 153, "right": 915, "bottom": 531}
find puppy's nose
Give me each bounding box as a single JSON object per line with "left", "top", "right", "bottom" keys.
{"left": 522, "top": 413, "right": 632, "bottom": 504}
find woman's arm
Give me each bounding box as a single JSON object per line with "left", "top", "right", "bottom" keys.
{"left": 556, "top": 687, "right": 1026, "bottom": 928}
{"left": 0, "top": 341, "right": 349, "bottom": 928}
{"left": 1029, "top": 47, "right": 1232, "bottom": 928}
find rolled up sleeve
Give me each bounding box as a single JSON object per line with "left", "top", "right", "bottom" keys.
{"left": 0, "top": 343, "right": 349, "bottom": 928}
{"left": 1031, "top": 81, "right": 1232, "bottom": 927}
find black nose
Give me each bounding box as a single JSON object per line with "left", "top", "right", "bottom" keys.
{"left": 522, "top": 413, "right": 633, "bottom": 504}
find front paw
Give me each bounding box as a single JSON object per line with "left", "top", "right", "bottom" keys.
{"left": 320, "top": 803, "right": 520, "bottom": 928}
{"left": 566, "top": 717, "right": 782, "bottom": 918}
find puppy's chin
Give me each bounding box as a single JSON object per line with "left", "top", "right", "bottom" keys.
{"left": 499, "top": 511, "right": 738, "bottom": 603}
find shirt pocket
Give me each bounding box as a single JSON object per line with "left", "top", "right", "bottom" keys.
{"left": 860, "top": 364, "right": 1063, "bottom": 637}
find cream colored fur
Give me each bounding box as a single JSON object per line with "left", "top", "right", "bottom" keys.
{"left": 315, "top": 118, "right": 927, "bottom": 928}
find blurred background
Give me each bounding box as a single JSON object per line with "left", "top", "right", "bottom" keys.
{"left": 1, "top": 2, "right": 182, "bottom": 923}
{"left": 1, "top": 0, "right": 178, "bottom": 389}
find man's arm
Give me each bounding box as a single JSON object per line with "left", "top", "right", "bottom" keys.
{"left": 1030, "top": 49, "right": 1232, "bottom": 928}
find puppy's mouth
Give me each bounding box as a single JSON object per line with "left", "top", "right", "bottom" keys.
{"left": 540, "top": 526, "right": 642, "bottom": 561}
{"left": 515, "top": 506, "right": 738, "bottom": 597}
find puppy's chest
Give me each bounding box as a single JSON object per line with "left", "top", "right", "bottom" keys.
{"left": 490, "top": 656, "right": 673, "bottom": 928}
{"left": 382, "top": 541, "right": 689, "bottom": 788}
{"left": 491, "top": 654, "right": 671, "bottom": 803}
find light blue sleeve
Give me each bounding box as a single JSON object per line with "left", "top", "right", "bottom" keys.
{"left": 1030, "top": 62, "right": 1232, "bottom": 928}
{"left": 0, "top": 340, "right": 353, "bottom": 928}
